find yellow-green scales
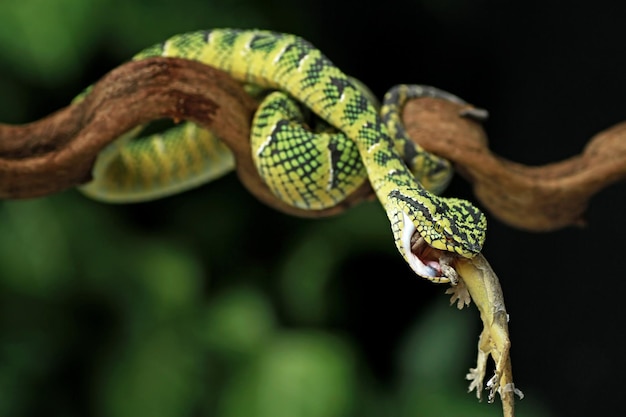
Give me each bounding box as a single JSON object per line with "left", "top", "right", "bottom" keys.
{"left": 80, "top": 28, "right": 487, "bottom": 280}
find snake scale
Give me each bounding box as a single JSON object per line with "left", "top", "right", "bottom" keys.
{"left": 78, "top": 28, "right": 487, "bottom": 282}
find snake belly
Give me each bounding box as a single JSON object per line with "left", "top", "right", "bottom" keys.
{"left": 79, "top": 29, "right": 487, "bottom": 280}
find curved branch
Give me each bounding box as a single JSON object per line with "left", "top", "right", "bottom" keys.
{"left": 402, "top": 98, "right": 626, "bottom": 231}
{"left": 1, "top": 58, "right": 247, "bottom": 197}
{"left": 0, "top": 57, "right": 373, "bottom": 217}
{"left": 1, "top": 57, "right": 624, "bottom": 231}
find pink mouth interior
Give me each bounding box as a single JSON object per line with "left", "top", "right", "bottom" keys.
{"left": 411, "top": 234, "right": 444, "bottom": 276}
{"left": 401, "top": 212, "right": 454, "bottom": 279}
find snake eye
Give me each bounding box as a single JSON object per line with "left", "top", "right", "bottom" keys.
{"left": 434, "top": 222, "right": 443, "bottom": 234}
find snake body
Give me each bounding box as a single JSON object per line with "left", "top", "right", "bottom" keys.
{"left": 79, "top": 29, "right": 487, "bottom": 281}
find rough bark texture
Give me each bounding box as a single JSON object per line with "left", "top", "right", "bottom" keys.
{"left": 1, "top": 57, "right": 623, "bottom": 230}
{"left": 403, "top": 98, "right": 626, "bottom": 231}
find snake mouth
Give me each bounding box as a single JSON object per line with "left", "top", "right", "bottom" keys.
{"left": 401, "top": 212, "right": 456, "bottom": 281}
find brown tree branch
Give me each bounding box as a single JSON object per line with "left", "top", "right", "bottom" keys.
{"left": 0, "top": 57, "right": 372, "bottom": 217}
{"left": 1, "top": 57, "right": 624, "bottom": 231}
{"left": 403, "top": 98, "right": 626, "bottom": 231}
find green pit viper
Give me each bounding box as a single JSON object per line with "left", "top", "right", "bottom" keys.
{"left": 78, "top": 28, "right": 488, "bottom": 282}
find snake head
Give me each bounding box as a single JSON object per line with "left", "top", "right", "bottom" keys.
{"left": 390, "top": 191, "right": 487, "bottom": 281}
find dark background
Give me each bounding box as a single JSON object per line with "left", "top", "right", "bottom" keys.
{"left": 1, "top": 1, "right": 624, "bottom": 416}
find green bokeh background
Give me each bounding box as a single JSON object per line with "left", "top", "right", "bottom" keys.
{"left": 4, "top": 1, "right": 624, "bottom": 416}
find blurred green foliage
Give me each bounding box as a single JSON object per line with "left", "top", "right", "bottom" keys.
{"left": 0, "top": 1, "right": 549, "bottom": 416}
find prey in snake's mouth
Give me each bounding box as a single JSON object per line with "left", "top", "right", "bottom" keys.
{"left": 401, "top": 212, "right": 459, "bottom": 284}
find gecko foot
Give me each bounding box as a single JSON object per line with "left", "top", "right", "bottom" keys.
{"left": 466, "top": 366, "right": 485, "bottom": 400}
{"left": 486, "top": 372, "right": 501, "bottom": 403}
{"left": 487, "top": 374, "right": 525, "bottom": 402}
{"left": 445, "top": 278, "right": 471, "bottom": 309}
{"left": 501, "top": 383, "right": 525, "bottom": 400}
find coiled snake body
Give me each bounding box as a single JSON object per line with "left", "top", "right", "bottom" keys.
{"left": 79, "top": 29, "right": 487, "bottom": 282}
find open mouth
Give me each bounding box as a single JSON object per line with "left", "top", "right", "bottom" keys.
{"left": 401, "top": 212, "right": 458, "bottom": 283}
